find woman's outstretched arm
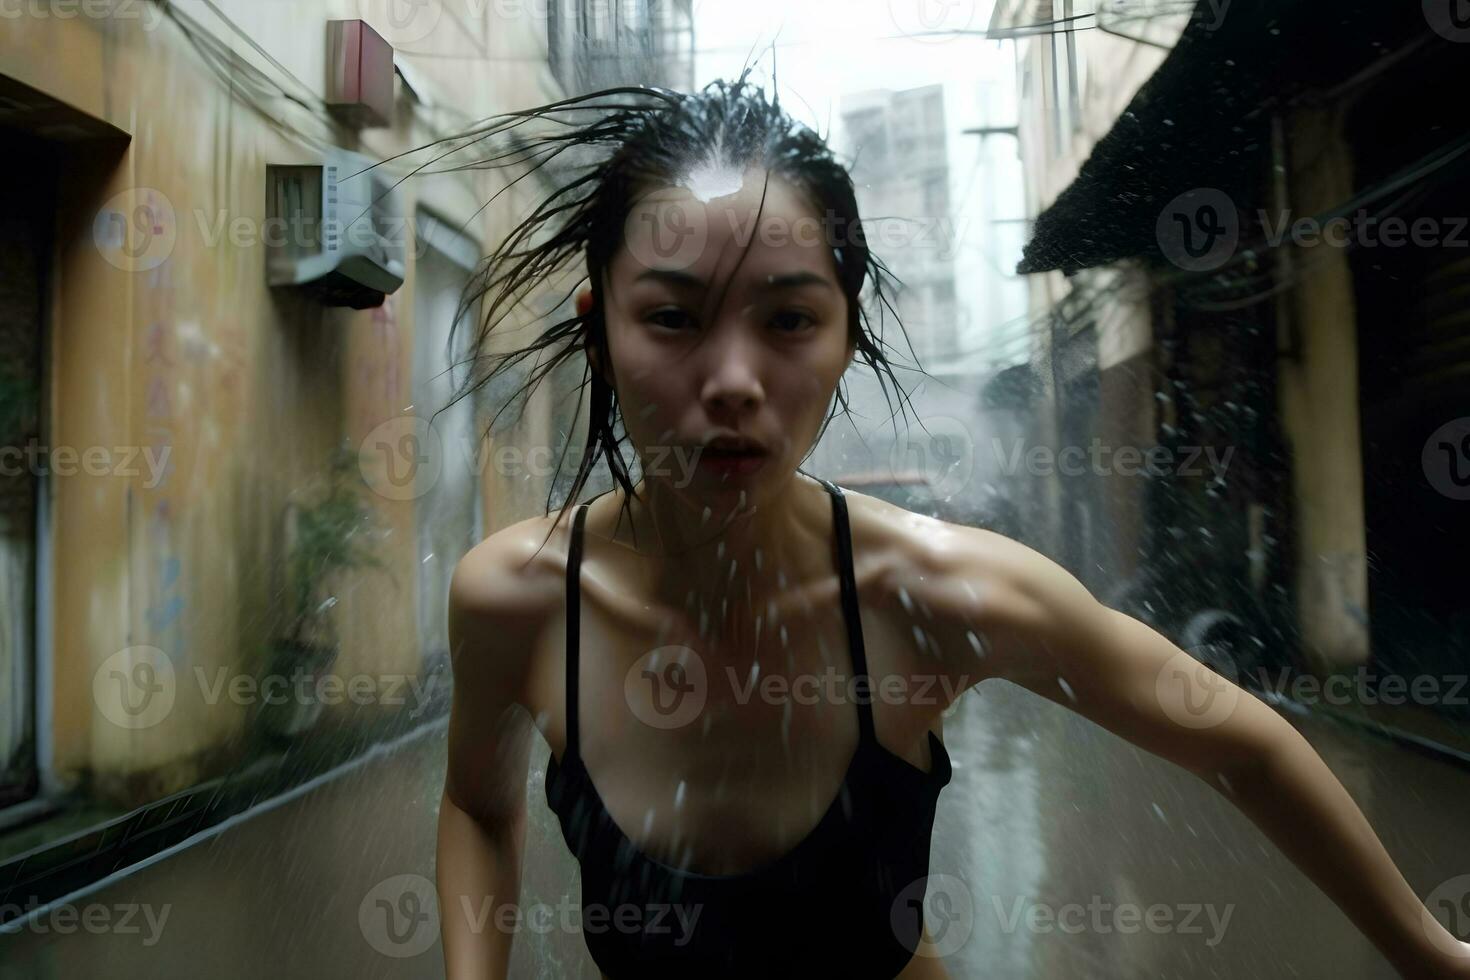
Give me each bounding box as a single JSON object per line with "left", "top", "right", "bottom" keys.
{"left": 437, "top": 532, "right": 547, "bottom": 979}
{"left": 904, "top": 523, "right": 1470, "bottom": 979}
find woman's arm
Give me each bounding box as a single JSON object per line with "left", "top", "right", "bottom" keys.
{"left": 905, "top": 526, "right": 1470, "bottom": 978}
{"left": 437, "top": 533, "right": 548, "bottom": 979}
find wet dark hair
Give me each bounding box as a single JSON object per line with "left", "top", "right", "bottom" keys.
{"left": 414, "top": 66, "right": 921, "bottom": 547}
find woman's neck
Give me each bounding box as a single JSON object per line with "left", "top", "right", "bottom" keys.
{"left": 596, "top": 470, "right": 834, "bottom": 651}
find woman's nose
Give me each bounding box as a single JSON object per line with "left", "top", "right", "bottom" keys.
{"left": 697, "top": 327, "right": 765, "bottom": 414}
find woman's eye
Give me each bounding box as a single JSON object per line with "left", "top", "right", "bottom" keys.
{"left": 770, "top": 310, "right": 816, "bottom": 332}
{"left": 647, "top": 309, "right": 695, "bottom": 331}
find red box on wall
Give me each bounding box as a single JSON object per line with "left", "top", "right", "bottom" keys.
{"left": 326, "top": 19, "right": 394, "bottom": 129}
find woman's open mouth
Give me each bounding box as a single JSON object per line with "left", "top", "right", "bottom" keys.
{"left": 695, "top": 442, "right": 770, "bottom": 478}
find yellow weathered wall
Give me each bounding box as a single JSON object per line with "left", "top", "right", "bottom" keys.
{"left": 0, "top": 0, "right": 571, "bottom": 803}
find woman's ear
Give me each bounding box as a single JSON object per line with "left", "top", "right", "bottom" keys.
{"left": 578, "top": 286, "right": 611, "bottom": 384}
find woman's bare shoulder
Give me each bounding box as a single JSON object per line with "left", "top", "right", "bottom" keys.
{"left": 836, "top": 487, "right": 1043, "bottom": 622}
{"left": 447, "top": 512, "right": 572, "bottom": 682}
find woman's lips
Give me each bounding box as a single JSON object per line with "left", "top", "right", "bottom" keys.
{"left": 695, "top": 447, "right": 769, "bottom": 477}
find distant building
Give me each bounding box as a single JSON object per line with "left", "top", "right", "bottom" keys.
{"left": 841, "top": 84, "right": 959, "bottom": 368}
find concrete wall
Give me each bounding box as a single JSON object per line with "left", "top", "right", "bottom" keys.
{"left": 0, "top": 0, "right": 575, "bottom": 806}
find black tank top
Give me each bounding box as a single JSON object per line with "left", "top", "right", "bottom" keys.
{"left": 544, "top": 477, "right": 953, "bottom": 978}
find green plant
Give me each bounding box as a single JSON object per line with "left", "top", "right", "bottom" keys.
{"left": 281, "top": 441, "right": 389, "bottom": 646}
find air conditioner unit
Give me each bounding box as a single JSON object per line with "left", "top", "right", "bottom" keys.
{"left": 265, "top": 148, "right": 406, "bottom": 309}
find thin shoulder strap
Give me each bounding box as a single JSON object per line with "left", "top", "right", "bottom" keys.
{"left": 818, "top": 478, "right": 877, "bottom": 746}
{"left": 565, "top": 502, "right": 590, "bottom": 761}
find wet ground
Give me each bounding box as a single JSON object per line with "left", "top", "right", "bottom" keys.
{"left": 2, "top": 678, "right": 1467, "bottom": 979}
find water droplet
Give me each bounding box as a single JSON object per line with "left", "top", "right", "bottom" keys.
{"left": 674, "top": 781, "right": 686, "bottom": 809}
{"left": 1057, "top": 677, "right": 1077, "bottom": 702}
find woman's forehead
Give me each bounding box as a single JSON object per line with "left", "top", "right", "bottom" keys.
{"left": 613, "top": 169, "right": 839, "bottom": 285}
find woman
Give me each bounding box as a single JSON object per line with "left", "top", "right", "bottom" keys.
{"left": 431, "top": 73, "right": 1470, "bottom": 978}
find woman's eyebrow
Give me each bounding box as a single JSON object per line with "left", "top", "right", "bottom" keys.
{"left": 633, "top": 269, "right": 837, "bottom": 293}
{"left": 763, "top": 271, "right": 836, "bottom": 292}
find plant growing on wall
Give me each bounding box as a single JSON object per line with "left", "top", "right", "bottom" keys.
{"left": 262, "top": 440, "right": 390, "bottom": 739}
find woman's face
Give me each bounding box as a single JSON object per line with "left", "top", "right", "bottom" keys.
{"left": 590, "top": 166, "right": 855, "bottom": 506}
